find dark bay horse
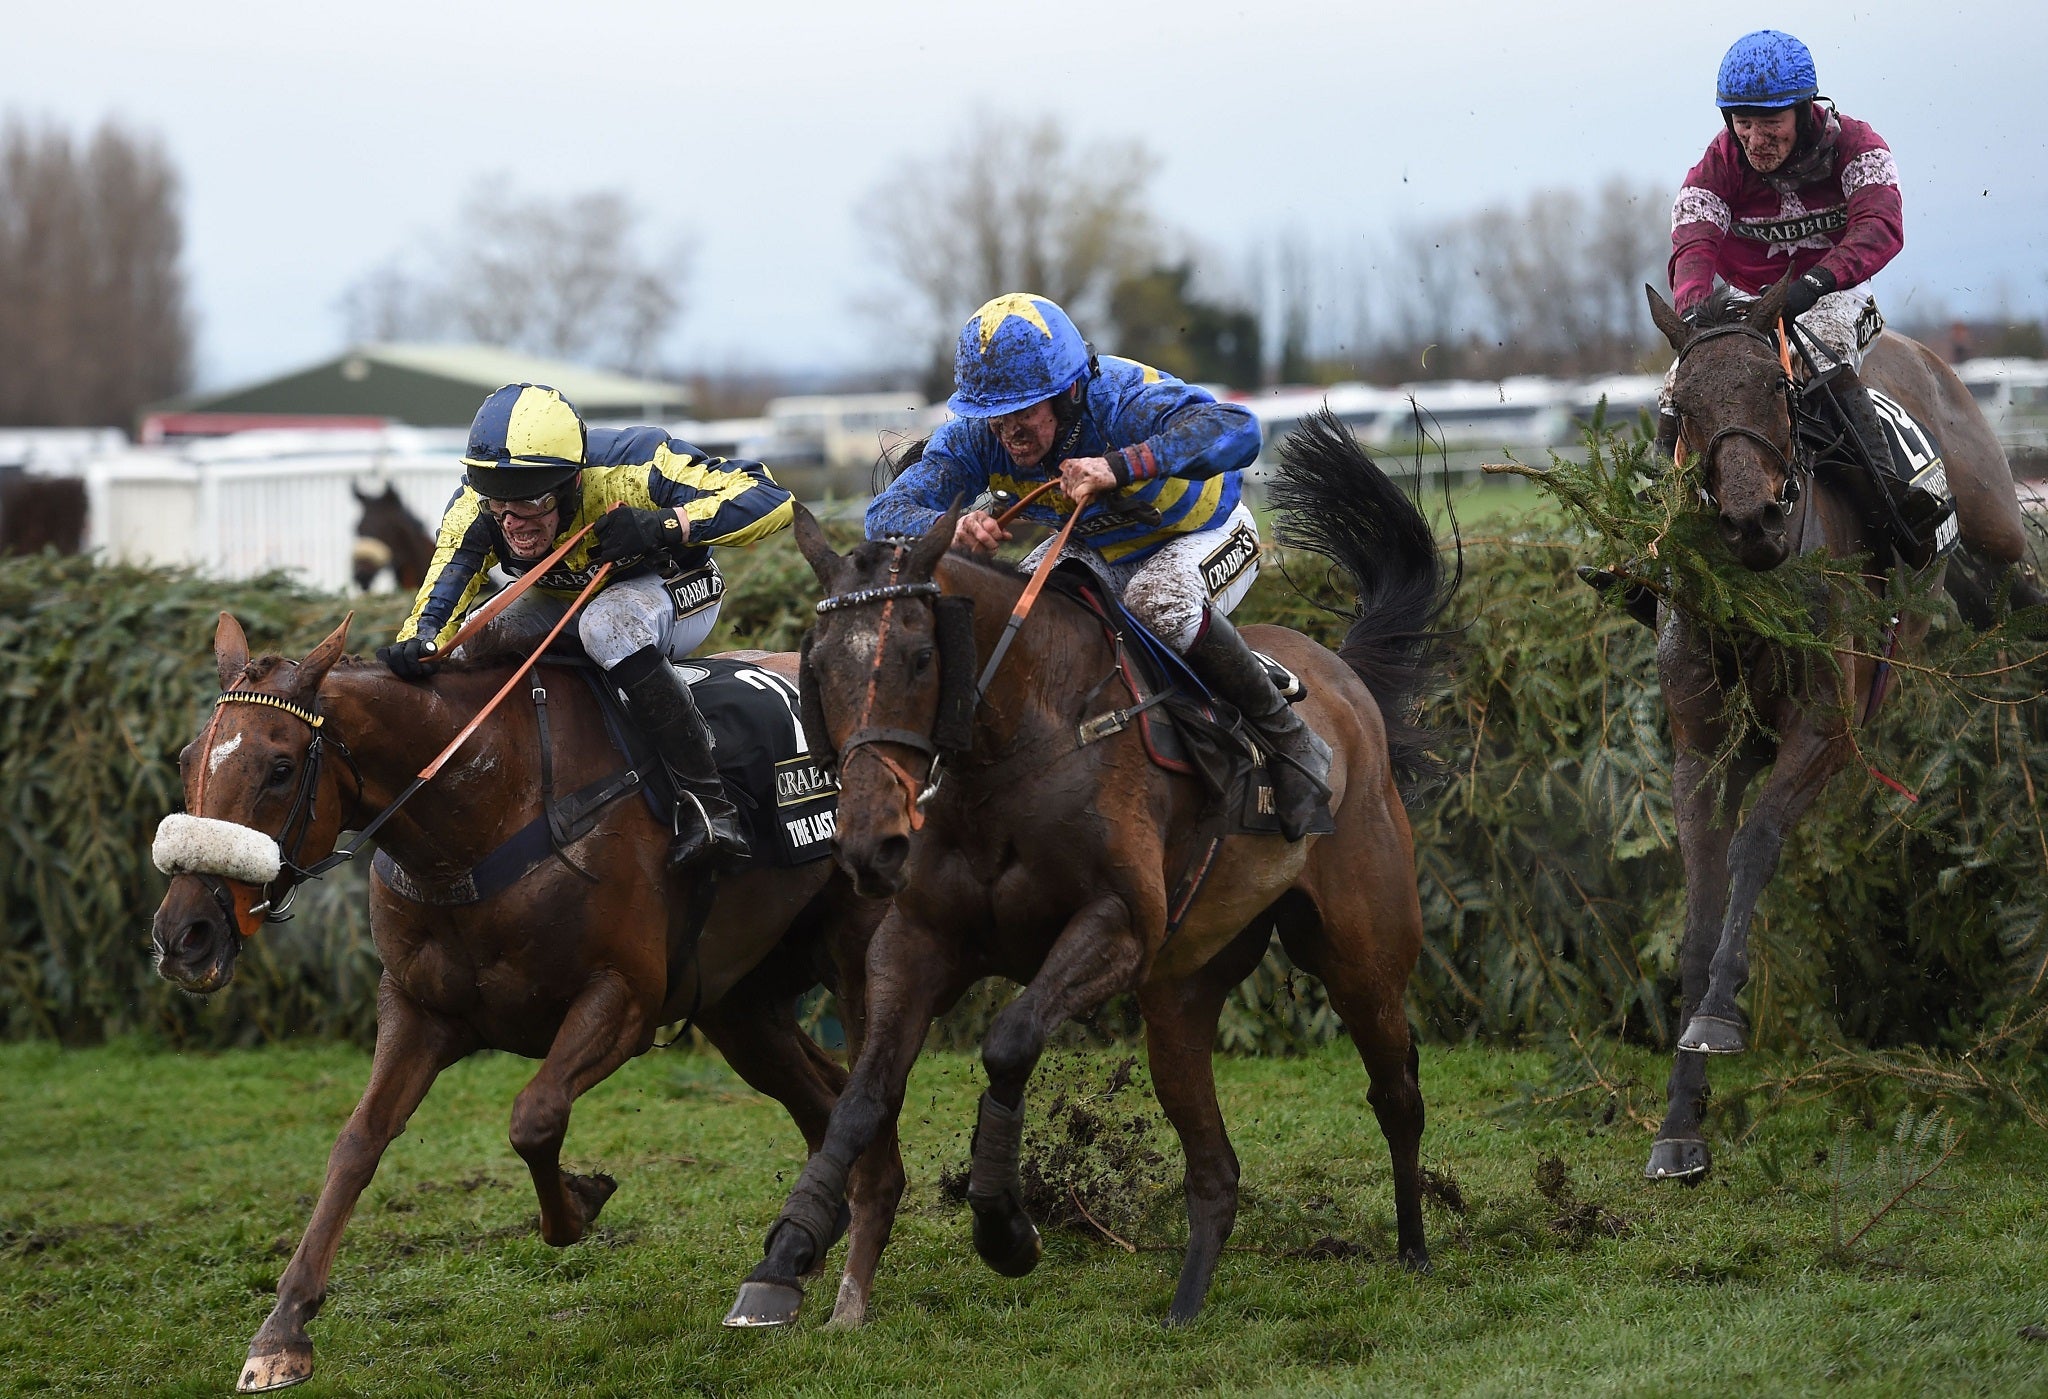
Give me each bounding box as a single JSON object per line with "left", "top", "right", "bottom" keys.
{"left": 725, "top": 412, "right": 1454, "bottom": 1329}
{"left": 350, "top": 482, "right": 435, "bottom": 592}
{"left": 151, "top": 616, "right": 890, "bottom": 1391}
{"left": 1639, "top": 275, "right": 2043, "bottom": 1182}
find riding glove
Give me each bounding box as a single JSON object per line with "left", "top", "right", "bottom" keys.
{"left": 592, "top": 506, "right": 685, "bottom": 563}
{"left": 377, "top": 636, "right": 436, "bottom": 680}
{"left": 1784, "top": 266, "right": 1837, "bottom": 318}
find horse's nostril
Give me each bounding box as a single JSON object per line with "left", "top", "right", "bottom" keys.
{"left": 177, "top": 921, "right": 211, "bottom": 957}
{"left": 874, "top": 835, "right": 910, "bottom": 878}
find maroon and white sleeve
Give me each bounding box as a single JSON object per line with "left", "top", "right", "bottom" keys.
{"left": 1819, "top": 146, "right": 1904, "bottom": 289}
{"left": 1667, "top": 143, "right": 1735, "bottom": 313}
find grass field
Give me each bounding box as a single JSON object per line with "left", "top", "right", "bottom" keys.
{"left": 3, "top": 1040, "right": 2045, "bottom": 1397}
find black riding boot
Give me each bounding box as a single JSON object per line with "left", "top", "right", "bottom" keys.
{"left": 609, "top": 645, "right": 750, "bottom": 866}
{"left": 1184, "top": 609, "right": 1332, "bottom": 841}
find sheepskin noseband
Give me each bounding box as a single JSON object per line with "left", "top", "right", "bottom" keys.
{"left": 152, "top": 813, "right": 283, "bottom": 885}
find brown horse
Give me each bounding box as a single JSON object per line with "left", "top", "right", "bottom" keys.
{"left": 350, "top": 482, "right": 435, "bottom": 592}
{"left": 150, "top": 617, "right": 891, "bottom": 1391}
{"left": 723, "top": 411, "right": 1454, "bottom": 1329}
{"left": 1638, "top": 275, "right": 2043, "bottom": 1182}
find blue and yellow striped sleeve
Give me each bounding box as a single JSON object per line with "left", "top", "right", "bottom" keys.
{"left": 1103, "top": 367, "right": 1260, "bottom": 485}
{"left": 396, "top": 486, "right": 496, "bottom": 646}
{"left": 864, "top": 421, "right": 990, "bottom": 540}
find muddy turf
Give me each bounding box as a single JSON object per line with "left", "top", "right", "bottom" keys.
{"left": 2, "top": 1040, "right": 2044, "bottom": 1396}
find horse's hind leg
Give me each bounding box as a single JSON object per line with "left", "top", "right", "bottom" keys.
{"left": 242, "top": 976, "right": 471, "bottom": 1393}
{"left": 510, "top": 971, "right": 649, "bottom": 1247}
{"left": 1278, "top": 875, "right": 1430, "bottom": 1272}
{"left": 971, "top": 894, "right": 1147, "bottom": 1279}
{"left": 1137, "top": 919, "right": 1274, "bottom": 1326}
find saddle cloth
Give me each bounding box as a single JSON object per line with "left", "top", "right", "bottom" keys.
{"left": 594, "top": 657, "right": 840, "bottom": 868}
{"left": 1798, "top": 382, "right": 1959, "bottom": 563}
{"left": 1049, "top": 563, "right": 1333, "bottom": 839}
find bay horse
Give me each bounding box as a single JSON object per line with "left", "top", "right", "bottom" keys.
{"left": 1639, "top": 273, "right": 2043, "bottom": 1182}
{"left": 150, "top": 617, "right": 891, "bottom": 1391}
{"left": 350, "top": 482, "right": 435, "bottom": 592}
{"left": 725, "top": 411, "right": 1454, "bottom": 1329}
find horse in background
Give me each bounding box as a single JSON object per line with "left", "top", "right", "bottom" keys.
{"left": 1638, "top": 273, "right": 2043, "bottom": 1183}
{"left": 350, "top": 482, "right": 434, "bottom": 592}
{"left": 0, "top": 471, "right": 88, "bottom": 556}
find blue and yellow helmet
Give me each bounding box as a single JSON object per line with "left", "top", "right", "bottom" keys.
{"left": 1716, "top": 30, "right": 1817, "bottom": 109}
{"left": 948, "top": 293, "right": 1091, "bottom": 419}
{"left": 460, "top": 383, "right": 587, "bottom": 499}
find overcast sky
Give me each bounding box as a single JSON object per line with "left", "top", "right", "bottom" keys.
{"left": 12, "top": 0, "right": 2045, "bottom": 390}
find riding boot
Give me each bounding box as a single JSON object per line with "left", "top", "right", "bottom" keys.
{"left": 1653, "top": 407, "right": 1681, "bottom": 468}
{"left": 1831, "top": 365, "right": 1944, "bottom": 565}
{"left": 608, "top": 645, "right": 750, "bottom": 866}
{"left": 1183, "top": 609, "right": 1332, "bottom": 841}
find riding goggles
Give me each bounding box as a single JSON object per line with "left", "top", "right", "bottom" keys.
{"left": 483, "top": 491, "right": 559, "bottom": 521}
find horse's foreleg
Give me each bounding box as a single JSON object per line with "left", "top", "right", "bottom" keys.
{"left": 240, "top": 977, "right": 470, "bottom": 1393}
{"left": 1138, "top": 921, "right": 1272, "bottom": 1326}
{"left": 1682, "top": 721, "right": 1848, "bottom": 1056}
{"left": 819, "top": 931, "right": 906, "bottom": 1331}
{"left": 1649, "top": 747, "right": 1754, "bottom": 1181}
{"left": 727, "top": 910, "right": 958, "bottom": 1329}
{"left": 970, "top": 894, "right": 1147, "bottom": 1279}
{"left": 510, "top": 970, "right": 647, "bottom": 1247}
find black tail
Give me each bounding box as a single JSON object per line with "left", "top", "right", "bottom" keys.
{"left": 1267, "top": 409, "right": 1459, "bottom": 795}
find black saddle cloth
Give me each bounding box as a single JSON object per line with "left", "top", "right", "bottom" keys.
{"left": 587, "top": 656, "right": 840, "bottom": 868}
{"left": 1798, "top": 378, "right": 1959, "bottom": 565}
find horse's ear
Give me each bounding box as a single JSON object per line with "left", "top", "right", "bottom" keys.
{"left": 907, "top": 498, "right": 963, "bottom": 580}
{"left": 214, "top": 613, "right": 250, "bottom": 690}
{"left": 790, "top": 500, "right": 843, "bottom": 588}
{"left": 1747, "top": 268, "right": 1796, "bottom": 334}
{"left": 291, "top": 613, "right": 353, "bottom": 698}
{"left": 381, "top": 484, "right": 401, "bottom": 502}
{"left": 351, "top": 482, "right": 370, "bottom": 503}
{"left": 1646, "top": 285, "right": 1692, "bottom": 354}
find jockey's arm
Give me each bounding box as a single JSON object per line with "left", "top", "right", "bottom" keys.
{"left": 1816, "top": 145, "right": 1903, "bottom": 290}
{"left": 396, "top": 488, "right": 495, "bottom": 647}
{"left": 1668, "top": 145, "right": 1735, "bottom": 316}
{"left": 636, "top": 438, "right": 793, "bottom": 547}
{"left": 1097, "top": 377, "right": 1261, "bottom": 487}
{"left": 864, "top": 423, "right": 990, "bottom": 542}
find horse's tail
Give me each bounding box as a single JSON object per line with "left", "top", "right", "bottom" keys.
{"left": 1267, "top": 408, "right": 1459, "bottom": 796}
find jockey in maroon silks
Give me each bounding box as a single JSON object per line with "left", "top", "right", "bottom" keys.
{"left": 1584, "top": 30, "right": 1906, "bottom": 623}
{"left": 1660, "top": 28, "right": 1902, "bottom": 462}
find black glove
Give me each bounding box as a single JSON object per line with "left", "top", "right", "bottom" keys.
{"left": 376, "top": 636, "right": 437, "bottom": 680}
{"left": 591, "top": 506, "right": 684, "bottom": 563}
{"left": 1784, "top": 266, "right": 1837, "bottom": 318}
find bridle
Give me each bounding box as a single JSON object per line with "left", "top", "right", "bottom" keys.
{"left": 1673, "top": 321, "right": 1810, "bottom": 522}
{"left": 810, "top": 543, "right": 944, "bottom": 831}
{"left": 193, "top": 689, "right": 365, "bottom": 933}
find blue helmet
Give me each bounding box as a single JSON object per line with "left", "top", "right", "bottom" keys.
{"left": 1716, "top": 30, "right": 1817, "bottom": 109}
{"left": 948, "top": 293, "right": 1091, "bottom": 418}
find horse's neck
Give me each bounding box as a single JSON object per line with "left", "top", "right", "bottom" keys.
{"left": 937, "top": 554, "right": 1110, "bottom": 767}
{"left": 321, "top": 664, "right": 526, "bottom": 869}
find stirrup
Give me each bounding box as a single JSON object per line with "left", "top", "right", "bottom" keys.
{"left": 669, "top": 789, "right": 750, "bottom": 867}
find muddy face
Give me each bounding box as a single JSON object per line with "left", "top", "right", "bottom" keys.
{"left": 990, "top": 401, "right": 1059, "bottom": 468}
{"left": 1731, "top": 108, "right": 1798, "bottom": 173}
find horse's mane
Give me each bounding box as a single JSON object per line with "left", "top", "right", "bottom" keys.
{"left": 1692, "top": 286, "right": 1755, "bottom": 330}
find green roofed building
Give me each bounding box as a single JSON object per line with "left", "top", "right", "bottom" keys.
{"left": 162, "top": 345, "right": 691, "bottom": 429}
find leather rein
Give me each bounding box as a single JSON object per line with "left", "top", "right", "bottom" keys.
{"left": 1674, "top": 320, "right": 1810, "bottom": 522}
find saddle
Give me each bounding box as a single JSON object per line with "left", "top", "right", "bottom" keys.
{"left": 1048, "top": 562, "right": 1332, "bottom": 838}
{"left": 374, "top": 654, "right": 838, "bottom": 908}
{"left": 1795, "top": 370, "right": 1960, "bottom": 570}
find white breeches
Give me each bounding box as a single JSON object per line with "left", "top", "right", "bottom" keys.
{"left": 1020, "top": 500, "right": 1262, "bottom": 651}
{"left": 496, "top": 568, "right": 723, "bottom": 669}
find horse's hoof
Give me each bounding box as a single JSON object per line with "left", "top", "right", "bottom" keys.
{"left": 723, "top": 1280, "right": 803, "bottom": 1329}
{"left": 237, "top": 1344, "right": 314, "bottom": 1393}
{"left": 1644, "top": 1138, "right": 1712, "bottom": 1182}
{"left": 971, "top": 1203, "right": 1043, "bottom": 1279}
{"left": 1678, "top": 1014, "right": 1747, "bottom": 1055}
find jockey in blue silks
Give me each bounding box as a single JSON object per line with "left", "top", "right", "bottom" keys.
{"left": 866, "top": 293, "right": 1332, "bottom": 839}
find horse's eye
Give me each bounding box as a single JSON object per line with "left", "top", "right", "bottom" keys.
{"left": 911, "top": 647, "right": 934, "bottom": 675}
{"left": 268, "top": 758, "right": 295, "bottom": 786}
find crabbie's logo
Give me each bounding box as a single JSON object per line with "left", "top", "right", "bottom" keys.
{"left": 664, "top": 564, "right": 725, "bottom": 619}
{"left": 775, "top": 755, "right": 838, "bottom": 809}
{"left": 1200, "top": 521, "right": 1261, "bottom": 596}
{"left": 1734, "top": 207, "right": 1848, "bottom": 245}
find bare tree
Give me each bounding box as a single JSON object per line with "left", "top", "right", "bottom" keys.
{"left": 0, "top": 117, "right": 192, "bottom": 427}
{"left": 857, "top": 116, "right": 1163, "bottom": 371}
{"left": 341, "top": 184, "right": 691, "bottom": 372}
